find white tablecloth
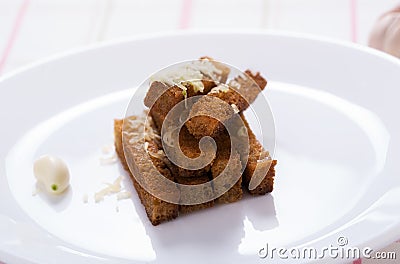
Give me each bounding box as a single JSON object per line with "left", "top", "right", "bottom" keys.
{"left": 0, "top": 1, "right": 399, "bottom": 263}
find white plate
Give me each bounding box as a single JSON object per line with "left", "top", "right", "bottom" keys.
{"left": 1, "top": 31, "right": 400, "bottom": 264}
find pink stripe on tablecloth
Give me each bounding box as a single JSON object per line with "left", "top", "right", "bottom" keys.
{"left": 0, "top": 0, "right": 30, "bottom": 74}
{"left": 353, "top": 258, "right": 362, "bottom": 264}
{"left": 349, "top": 0, "right": 358, "bottom": 42}
{"left": 178, "top": 0, "right": 193, "bottom": 29}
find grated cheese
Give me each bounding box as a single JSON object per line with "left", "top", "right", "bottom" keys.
{"left": 82, "top": 193, "right": 88, "bottom": 203}
{"left": 94, "top": 176, "right": 122, "bottom": 203}
{"left": 231, "top": 104, "right": 239, "bottom": 114}
{"left": 209, "top": 84, "right": 229, "bottom": 94}
{"left": 117, "top": 191, "right": 132, "bottom": 201}
{"left": 229, "top": 80, "right": 241, "bottom": 89}
{"left": 150, "top": 59, "right": 222, "bottom": 93}
{"left": 101, "top": 144, "right": 114, "bottom": 154}
{"left": 99, "top": 155, "right": 118, "bottom": 165}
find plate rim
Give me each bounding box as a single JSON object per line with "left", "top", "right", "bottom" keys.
{"left": 1, "top": 29, "right": 400, "bottom": 84}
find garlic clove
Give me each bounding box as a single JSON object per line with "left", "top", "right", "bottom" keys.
{"left": 383, "top": 16, "right": 400, "bottom": 57}
{"left": 369, "top": 6, "right": 400, "bottom": 58}
{"left": 33, "top": 155, "right": 70, "bottom": 195}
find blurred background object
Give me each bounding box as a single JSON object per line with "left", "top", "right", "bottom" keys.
{"left": 369, "top": 5, "right": 400, "bottom": 58}
{"left": 0, "top": 0, "right": 399, "bottom": 75}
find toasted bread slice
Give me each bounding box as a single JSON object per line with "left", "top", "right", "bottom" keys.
{"left": 186, "top": 70, "right": 267, "bottom": 139}
{"left": 210, "top": 129, "right": 243, "bottom": 204}
{"left": 238, "top": 114, "right": 276, "bottom": 195}
{"left": 144, "top": 57, "right": 230, "bottom": 131}
{"left": 114, "top": 118, "right": 179, "bottom": 225}
{"left": 175, "top": 176, "right": 214, "bottom": 214}
{"left": 115, "top": 114, "right": 232, "bottom": 224}
{"left": 163, "top": 125, "right": 214, "bottom": 178}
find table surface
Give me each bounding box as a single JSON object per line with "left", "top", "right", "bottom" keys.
{"left": 0, "top": 1, "right": 399, "bottom": 263}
